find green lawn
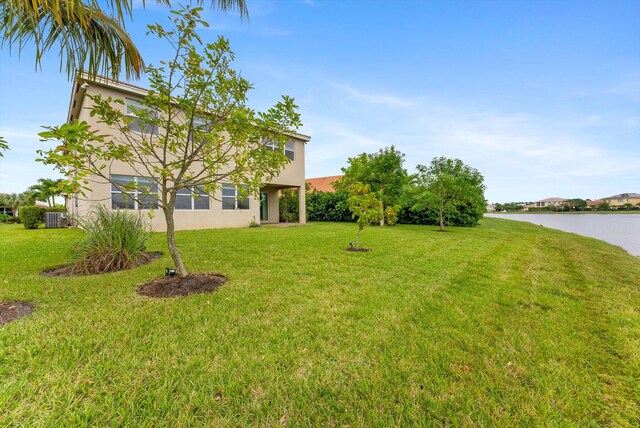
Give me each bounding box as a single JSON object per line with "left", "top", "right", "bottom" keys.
{"left": 1, "top": 219, "right": 638, "bottom": 426}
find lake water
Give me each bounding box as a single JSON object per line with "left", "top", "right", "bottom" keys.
{"left": 484, "top": 213, "right": 640, "bottom": 256}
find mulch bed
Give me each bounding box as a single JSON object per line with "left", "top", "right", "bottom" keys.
{"left": 345, "top": 247, "right": 372, "bottom": 252}
{"left": 0, "top": 301, "right": 34, "bottom": 326}
{"left": 137, "top": 273, "right": 227, "bottom": 298}
{"left": 41, "top": 252, "right": 162, "bottom": 277}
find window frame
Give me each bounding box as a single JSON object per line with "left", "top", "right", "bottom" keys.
{"left": 285, "top": 141, "right": 295, "bottom": 160}
{"left": 174, "top": 186, "right": 211, "bottom": 211}
{"left": 110, "top": 175, "right": 158, "bottom": 210}
{"left": 125, "top": 98, "right": 159, "bottom": 136}
{"left": 221, "top": 184, "right": 250, "bottom": 211}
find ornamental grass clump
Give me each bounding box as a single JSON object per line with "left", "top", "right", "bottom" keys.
{"left": 72, "top": 205, "right": 150, "bottom": 274}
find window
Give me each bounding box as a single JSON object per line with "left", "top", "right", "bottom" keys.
{"left": 264, "top": 139, "right": 278, "bottom": 151}
{"left": 264, "top": 138, "right": 295, "bottom": 160}
{"left": 111, "top": 175, "right": 158, "bottom": 210}
{"left": 175, "top": 186, "right": 210, "bottom": 210}
{"left": 189, "top": 117, "right": 207, "bottom": 142}
{"left": 285, "top": 141, "right": 295, "bottom": 160}
{"left": 222, "top": 184, "right": 249, "bottom": 210}
{"left": 126, "top": 98, "right": 158, "bottom": 135}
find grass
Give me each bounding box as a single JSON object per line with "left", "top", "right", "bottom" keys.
{"left": 0, "top": 219, "right": 638, "bottom": 426}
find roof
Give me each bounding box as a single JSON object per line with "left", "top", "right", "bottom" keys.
{"left": 603, "top": 193, "right": 640, "bottom": 199}
{"left": 68, "top": 73, "right": 312, "bottom": 142}
{"left": 306, "top": 175, "right": 342, "bottom": 192}
{"left": 586, "top": 199, "right": 602, "bottom": 206}
{"left": 536, "top": 197, "right": 566, "bottom": 203}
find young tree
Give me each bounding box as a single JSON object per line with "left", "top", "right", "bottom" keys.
{"left": 347, "top": 183, "right": 382, "bottom": 249}
{"left": 335, "top": 145, "right": 408, "bottom": 226}
{"left": 413, "top": 157, "right": 485, "bottom": 232}
{"left": 38, "top": 7, "right": 301, "bottom": 278}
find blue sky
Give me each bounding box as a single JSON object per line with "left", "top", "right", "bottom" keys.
{"left": 1, "top": 0, "right": 638, "bottom": 202}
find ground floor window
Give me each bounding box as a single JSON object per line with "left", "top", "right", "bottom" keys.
{"left": 175, "top": 186, "right": 210, "bottom": 210}
{"left": 222, "top": 184, "right": 249, "bottom": 210}
{"left": 111, "top": 175, "right": 158, "bottom": 210}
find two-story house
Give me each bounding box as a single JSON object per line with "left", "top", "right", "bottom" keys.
{"left": 66, "top": 74, "right": 311, "bottom": 231}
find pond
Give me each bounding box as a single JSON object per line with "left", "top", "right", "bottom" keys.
{"left": 484, "top": 213, "right": 640, "bottom": 256}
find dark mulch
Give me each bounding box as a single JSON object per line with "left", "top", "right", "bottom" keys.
{"left": 137, "top": 273, "right": 227, "bottom": 298}
{"left": 345, "top": 247, "right": 372, "bottom": 252}
{"left": 0, "top": 301, "right": 34, "bottom": 326}
{"left": 41, "top": 252, "right": 162, "bottom": 277}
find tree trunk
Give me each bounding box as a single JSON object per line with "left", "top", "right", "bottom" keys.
{"left": 164, "top": 208, "right": 188, "bottom": 277}
{"left": 439, "top": 206, "right": 445, "bottom": 231}
{"left": 380, "top": 202, "right": 385, "bottom": 226}
{"left": 356, "top": 224, "right": 363, "bottom": 249}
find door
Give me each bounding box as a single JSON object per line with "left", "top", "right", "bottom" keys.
{"left": 260, "top": 192, "right": 268, "bottom": 222}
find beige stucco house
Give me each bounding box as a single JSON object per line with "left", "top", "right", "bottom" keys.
{"left": 601, "top": 193, "right": 640, "bottom": 207}
{"left": 66, "top": 74, "right": 311, "bottom": 231}
{"left": 523, "top": 197, "right": 566, "bottom": 211}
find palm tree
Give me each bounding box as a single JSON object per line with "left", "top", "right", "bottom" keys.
{"left": 0, "top": 0, "right": 248, "bottom": 80}
{"left": 28, "top": 178, "right": 64, "bottom": 207}
{"left": 0, "top": 192, "right": 36, "bottom": 215}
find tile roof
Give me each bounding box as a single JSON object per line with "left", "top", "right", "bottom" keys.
{"left": 603, "top": 193, "right": 640, "bottom": 199}
{"left": 306, "top": 175, "right": 342, "bottom": 193}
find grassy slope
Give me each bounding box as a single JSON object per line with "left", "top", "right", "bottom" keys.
{"left": 0, "top": 219, "right": 638, "bottom": 426}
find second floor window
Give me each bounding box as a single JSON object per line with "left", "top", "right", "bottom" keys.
{"left": 111, "top": 175, "right": 158, "bottom": 210}
{"left": 222, "top": 184, "right": 249, "bottom": 210}
{"left": 285, "top": 141, "right": 295, "bottom": 160}
{"left": 126, "top": 98, "right": 158, "bottom": 135}
{"left": 264, "top": 139, "right": 295, "bottom": 160}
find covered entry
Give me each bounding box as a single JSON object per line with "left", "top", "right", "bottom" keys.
{"left": 258, "top": 184, "right": 306, "bottom": 225}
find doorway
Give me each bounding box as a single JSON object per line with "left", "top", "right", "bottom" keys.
{"left": 260, "top": 192, "right": 268, "bottom": 222}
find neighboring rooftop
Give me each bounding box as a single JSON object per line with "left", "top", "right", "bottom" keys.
{"left": 603, "top": 193, "right": 640, "bottom": 199}
{"left": 306, "top": 175, "right": 342, "bottom": 192}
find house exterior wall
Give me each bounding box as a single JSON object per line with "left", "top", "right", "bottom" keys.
{"left": 68, "top": 78, "right": 309, "bottom": 231}
{"left": 602, "top": 195, "right": 640, "bottom": 207}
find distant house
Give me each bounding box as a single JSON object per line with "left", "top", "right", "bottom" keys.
{"left": 601, "top": 193, "right": 640, "bottom": 207}
{"left": 486, "top": 203, "right": 496, "bottom": 212}
{"left": 306, "top": 175, "right": 342, "bottom": 193}
{"left": 523, "top": 197, "right": 566, "bottom": 211}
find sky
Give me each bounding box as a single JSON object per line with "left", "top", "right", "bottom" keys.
{"left": 0, "top": 0, "right": 639, "bottom": 203}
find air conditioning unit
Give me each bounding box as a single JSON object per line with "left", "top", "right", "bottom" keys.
{"left": 45, "top": 212, "right": 68, "bottom": 229}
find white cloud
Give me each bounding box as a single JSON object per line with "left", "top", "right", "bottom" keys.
{"left": 335, "top": 84, "right": 414, "bottom": 109}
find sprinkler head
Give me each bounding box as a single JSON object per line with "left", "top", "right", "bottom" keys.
{"left": 165, "top": 267, "right": 177, "bottom": 277}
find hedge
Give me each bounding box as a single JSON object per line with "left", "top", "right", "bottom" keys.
{"left": 18, "top": 206, "right": 67, "bottom": 229}
{"left": 306, "top": 191, "right": 484, "bottom": 227}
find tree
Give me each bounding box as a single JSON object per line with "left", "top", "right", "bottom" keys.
{"left": 28, "top": 178, "right": 65, "bottom": 207}
{"left": 0, "top": 0, "right": 248, "bottom": 80}
{"left": 563, "top": 198, "right": 586, "bottom": 212}
{"left": 335, "top": 145, "right": 408, "bottom": 226}
{"left": 0, "top": 191, "right": 36, "bottom": 215}
{"left": 38, "top": 7, "right": 301, "bottom": 278}
{"left": 413, "top": 157, "right": 485, "bottom": 232}
{"left": 0, "top": 136, "right": 7, "bottom": 157}
{"left": 0, "top": 0, "right": 248, "bottom": 158}
{"left": 347, "top": 183, "right": 382, "bottom": 249}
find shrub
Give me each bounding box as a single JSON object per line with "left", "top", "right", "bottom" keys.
{"left": 307, "top": 190, "right": 352, "bottom": 222}
{"left": 72, "top": 205, "right": 150, "bottom": 274}
{"left": 384, "top": 205, "right": 399, "bottom": 226}
{"left": 19, "top": 206, "right": 44, "bottom": 229}
{"left": 0, "top": 214, "right": 10, "bottom": 223}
